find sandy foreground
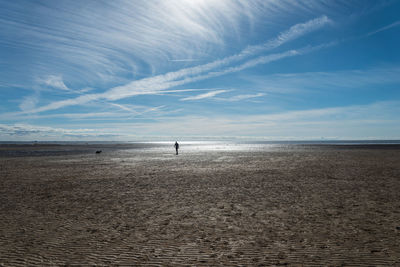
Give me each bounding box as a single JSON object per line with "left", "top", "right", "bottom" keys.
{"left": 0, "top": 144, "right": 400, "bottom": 266}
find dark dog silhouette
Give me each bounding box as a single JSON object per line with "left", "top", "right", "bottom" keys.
{"left": 95, "top": 150, "right": 102, "bottom": 154}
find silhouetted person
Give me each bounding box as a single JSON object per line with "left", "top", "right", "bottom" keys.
{"left": 174, "top": 141, "right": 179, "bottom": 155}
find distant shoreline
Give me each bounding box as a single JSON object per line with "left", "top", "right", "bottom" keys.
{"left": 1, "top": 140, "right": 400, "bottom": 145}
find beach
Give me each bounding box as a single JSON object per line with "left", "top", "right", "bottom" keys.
{"left": 0, "top": 143, "right": 400, "bottom": 266}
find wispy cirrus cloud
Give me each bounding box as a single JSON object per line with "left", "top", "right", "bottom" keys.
{"left": 20, "top": 47, "right": 303, "bottom": 114}
{"left": 243, "top": 67, "right": 400, "bottom": 93}
{"left": 39, "top": 75, "right": 69, "bottom": 91}
{"left": 242, "top": 15, "right": 331, "bottom": 55}
{"left": 19, "top": 94, "right": 39, "bottom": 112}
{"left": 21, "top": 15, "right": 332, "bottom": 114}
{"left": 168, "top": 59, "right": 200, "bottom": 62}
{"left": 0, "top": 0, "right": 351, "bottom": 86}
{"left": 1, "top": 100, "right": 180, "bottom": 122}
{"left": 0, "top": 0, "right": 260, "bottom": 85}
{"left": 180, "top": 90, "right": 229, "bottom": 101}
{"left": 217, "top": 93, "right": 266, "bottom": 102}
{"left": 366, "top": 20, "right": 400, "bottom": 37}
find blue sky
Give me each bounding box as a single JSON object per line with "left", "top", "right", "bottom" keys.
{"left": 0, "top": 0, "right": 400, "bottom": 141}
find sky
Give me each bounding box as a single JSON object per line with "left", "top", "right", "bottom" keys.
{"left": 0, "top": 0, "right": 400, "bottom": 141}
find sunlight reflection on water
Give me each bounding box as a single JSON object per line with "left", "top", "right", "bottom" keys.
{"left": 3, "top": 140, "right": 398, "bottom": 158}
{"left": 128, "top": 141, "right": 281, "bottom": 153}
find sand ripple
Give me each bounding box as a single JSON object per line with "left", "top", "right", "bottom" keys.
{"left": 1, "top": 148, "right": 400, "bottom": 265}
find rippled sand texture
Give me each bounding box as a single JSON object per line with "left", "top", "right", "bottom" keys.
{"left": 1, "top": 146, "right": 400, "bottom": 266}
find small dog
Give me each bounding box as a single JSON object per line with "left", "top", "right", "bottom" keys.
{"left": 95, "top": 150, "right": 102, "bottom": 154}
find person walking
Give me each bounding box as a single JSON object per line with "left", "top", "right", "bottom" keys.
{"left": 174, "top": 141, "right": 179, "bottom": 155}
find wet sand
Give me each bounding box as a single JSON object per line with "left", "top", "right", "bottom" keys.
{"left": 1, "top": 144, "right": 400, "bottom": 266}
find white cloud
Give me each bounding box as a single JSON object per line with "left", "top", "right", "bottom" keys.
{"left": 19, "top": 94, "right": 39, "bottom": 112}
{"left": 0, "top": 0, "right": 386, "bottom": 93}
{"left": 40, "top": 75, "right": 69, "bottom": 91}
{"left": 25, "top": 44, "right": 321, "bottom": 114}
{"left": 366, "top": 20, "right": 400, "bottom": 37}
{"left": 0, "top": 1, "right": 266, "bottom": 84}
{"left": 180, "top": 90, "right": 228, "bottom": 101}
{"left": 242, "top": 15, "right": 331, "bottom": 55}
{"left": 18, "top": 15, "right": 331, "bottom": 114}
{"left": 218, "top": 93, "right": 265, "bottom": 102}
{"left": 244, "top": 67, "right": 400, "bottom": 93}
{"left": 168, "top": 59, "right": 200, "bottom": 62}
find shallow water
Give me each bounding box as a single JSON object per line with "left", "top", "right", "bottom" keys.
{"left": 1, "top": 140, "right": 400, "bottom": 157}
